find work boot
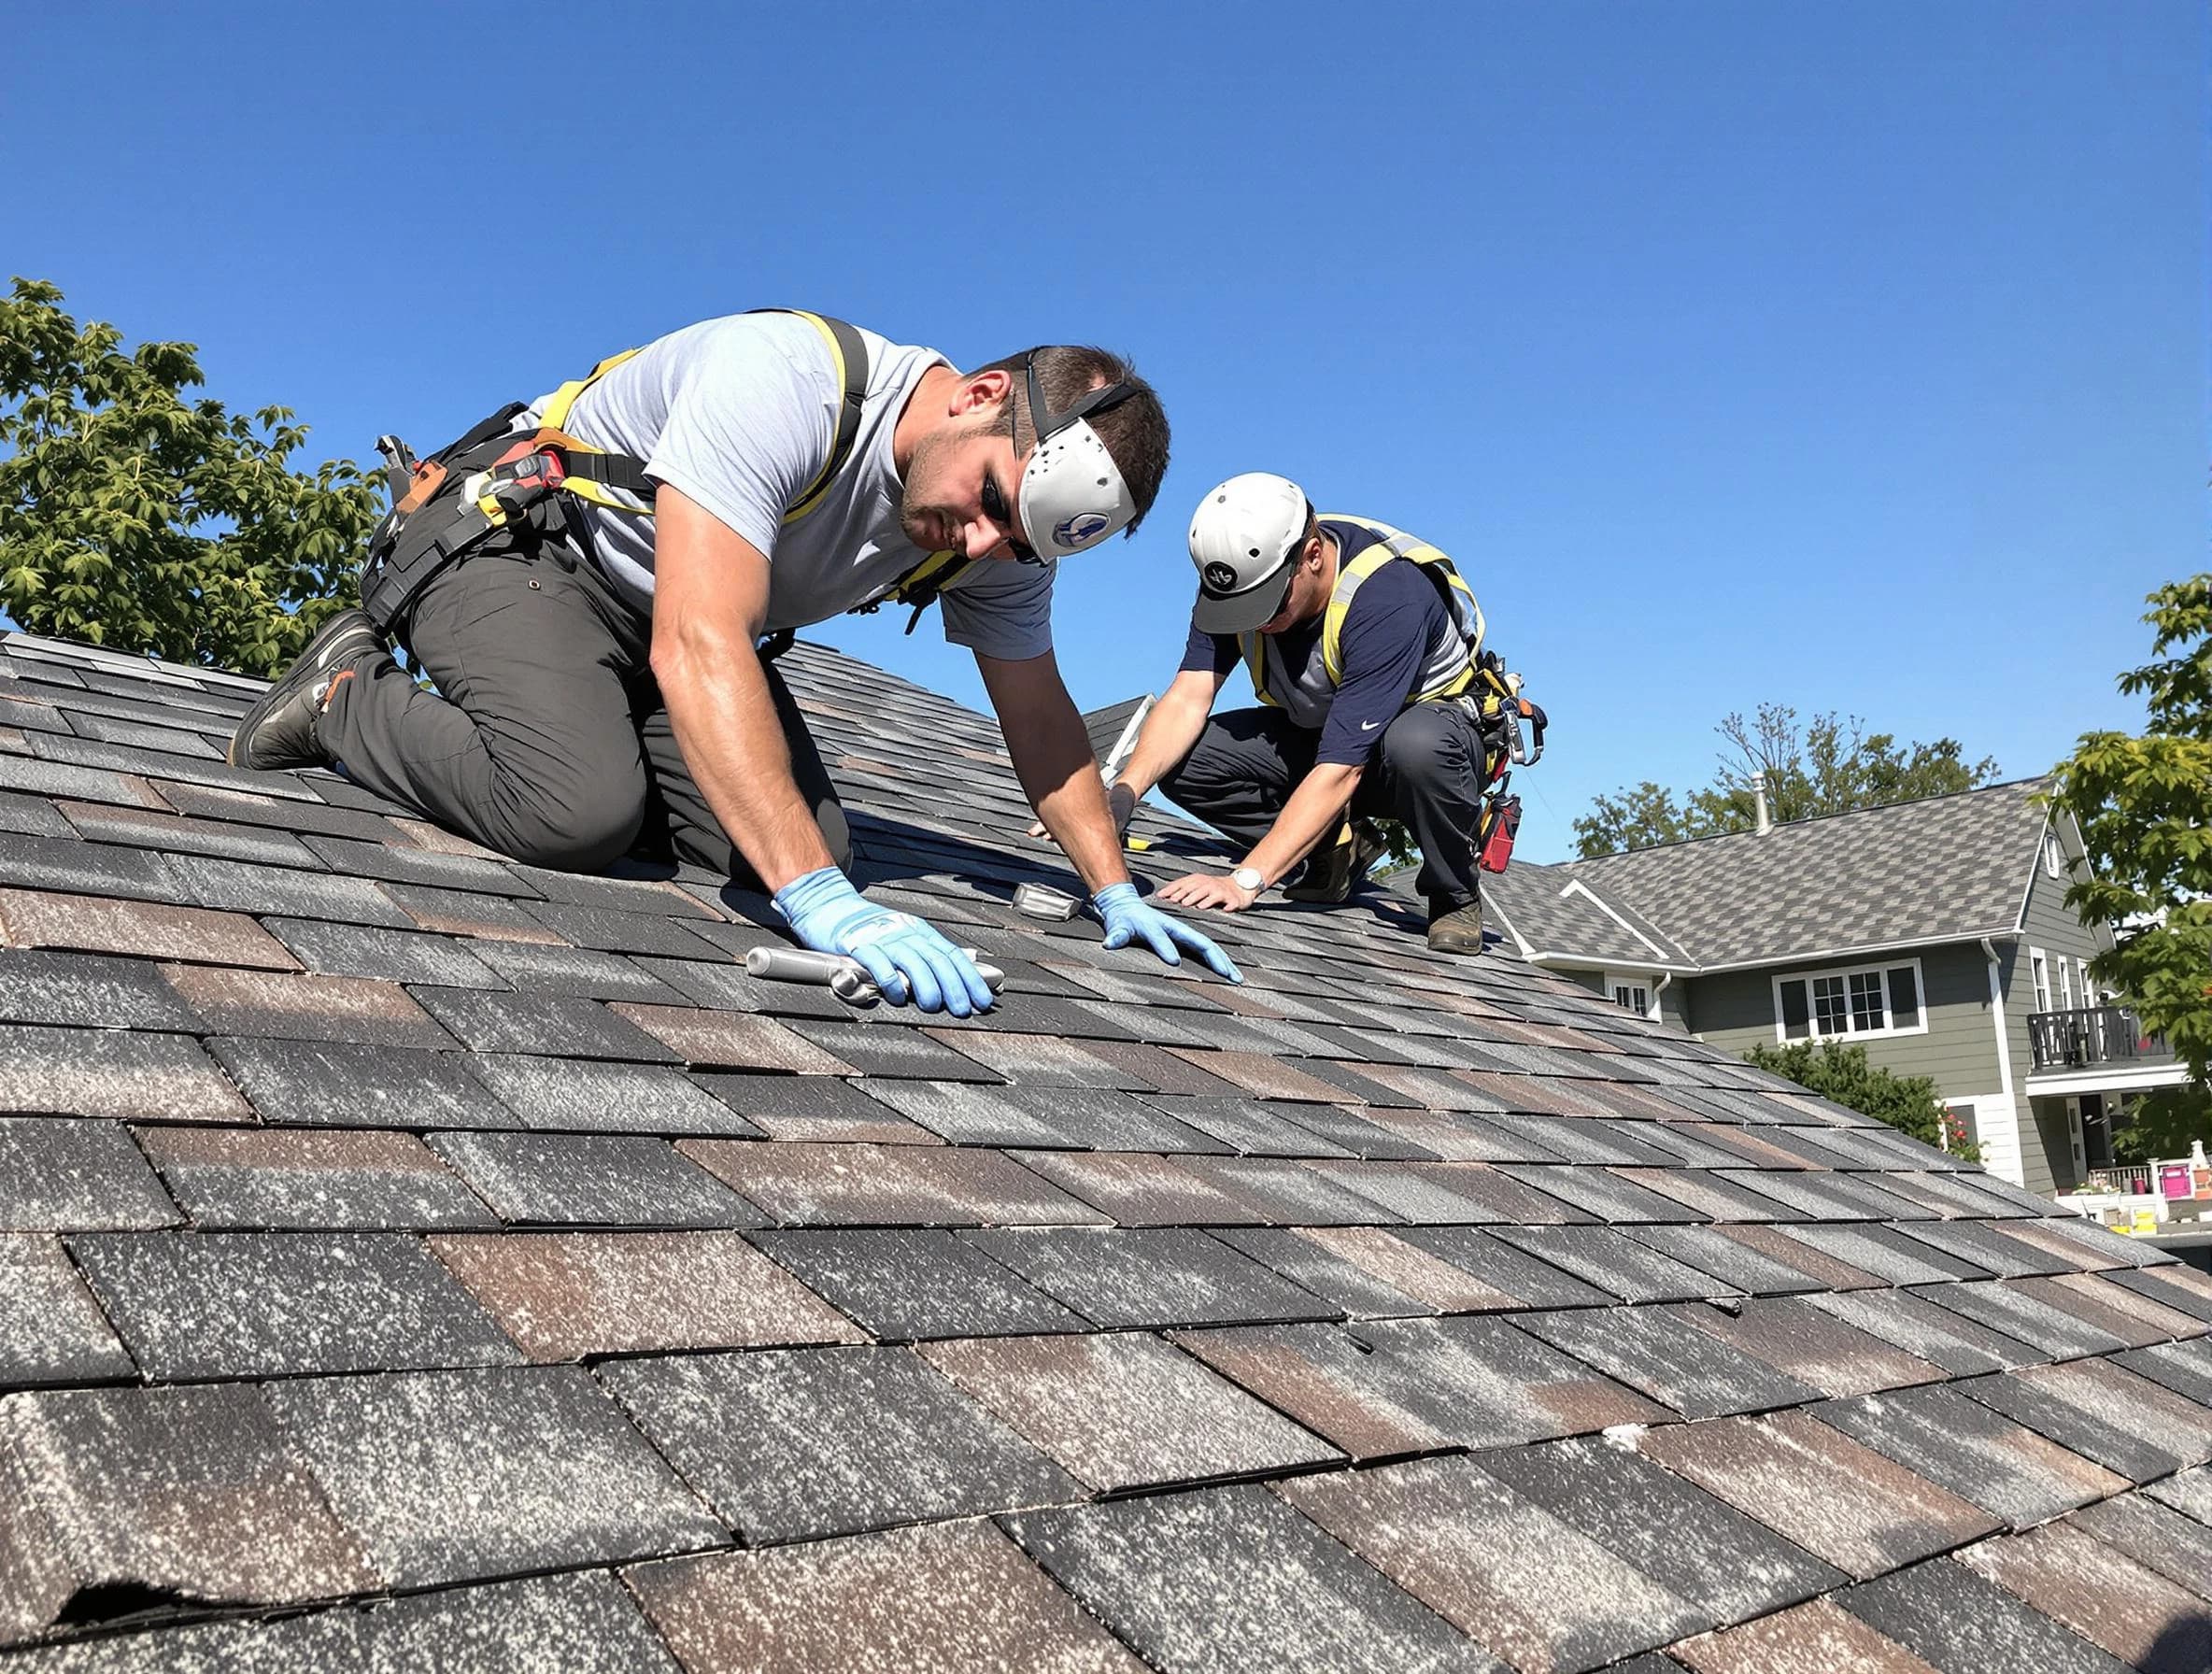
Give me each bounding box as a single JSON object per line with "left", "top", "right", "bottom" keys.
{"left": 1426, "top": 897, "right": 1485, "bottom": 955}
{"left": 227, "top": 608, "right": 386, "bottom": 773}
{"left": 1285, "top": 821, "right": 1386, "bottom": 904}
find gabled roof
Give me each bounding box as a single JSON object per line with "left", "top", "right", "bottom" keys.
{"left": 1490, "top": 778, "right": 2057, "bottom": 972}
{"left": 1, "top": 631, "right": 2208, "bottom": 1672}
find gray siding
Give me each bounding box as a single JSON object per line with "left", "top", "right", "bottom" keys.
{"left": 1682, "top": 943, "right": 2035, "bottom": 1189}
{"left": 1686, "top": 948, "right": 1996, "bottom": 1090}
{"left": 2027, "top": 1096, "right": 2081, "bottom": 1196}
{"left": 2011, "top": 849, "right": 2114, "bottom": 1013}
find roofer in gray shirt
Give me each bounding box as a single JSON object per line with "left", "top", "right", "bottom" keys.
{"left": 230, "top": 309, "right": 1238, "bottom": 1014}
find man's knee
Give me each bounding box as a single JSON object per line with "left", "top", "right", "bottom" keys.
{"left": 1379, "top": 702, "right": 1470, "bottom": 783}
{"left": 488, "top": 786, "right": 647, "bottom": 872}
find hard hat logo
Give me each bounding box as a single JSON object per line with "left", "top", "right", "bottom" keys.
{"left": 1056, "top": 511, "right": 1112, "bottom": 548}
{"left": 1185, "top": 472, "right": 1312, "bottom": 635}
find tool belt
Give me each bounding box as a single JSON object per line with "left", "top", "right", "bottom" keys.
{"left": 1456, "top": 649, "right": 1546, "bottom": 875}
{"left": 358, "top": 406, "right": 586, "bottom": 631}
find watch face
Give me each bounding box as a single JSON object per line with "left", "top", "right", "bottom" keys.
{"left": 1232, "top": 868, "right": 1264, "bottom": 892}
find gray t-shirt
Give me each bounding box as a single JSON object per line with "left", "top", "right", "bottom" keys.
{"left": 524, "top": 311, "right": 1055, "bottom": 659}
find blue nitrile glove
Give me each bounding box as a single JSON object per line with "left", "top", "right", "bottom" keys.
{"left": 1092, "top": 882, "right": 1243, "bottom": 984}
{"left": 773, "top": 867, "right": 996, "bottom": 1016}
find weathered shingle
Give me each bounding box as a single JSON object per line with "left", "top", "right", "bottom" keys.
{"left": 0, "top": 631, "right": 2198, "bottom": 1670}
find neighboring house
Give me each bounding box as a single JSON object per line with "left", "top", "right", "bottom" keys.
{"left": 1485, "top": 777, "right": 2192, "bottom": 1196}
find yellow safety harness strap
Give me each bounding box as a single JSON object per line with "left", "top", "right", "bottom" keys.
{"left": 531, "top": 311, "right": 870, "bottom": 526}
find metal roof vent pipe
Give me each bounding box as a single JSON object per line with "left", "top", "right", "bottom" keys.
{"left": 1751, "top": 772, "right": 1773, "bottom": 835}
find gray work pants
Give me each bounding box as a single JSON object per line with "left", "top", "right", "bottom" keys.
{"left": 319, "top": 531, "right": 847, "bottom": 884}
{"left": 1157, "top": 702, "right": 1485, "bottom": 911}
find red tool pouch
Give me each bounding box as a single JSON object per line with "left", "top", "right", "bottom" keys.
{"left": 1479, "top": 793, "right": 1522, "bottom": 873}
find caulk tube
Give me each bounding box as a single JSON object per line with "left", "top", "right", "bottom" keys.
{"left": 745, "top": 946, "right": 880, "bottom": 1004}
{"left": 745, "top": 945, "right": 1006, "bottom": 1008}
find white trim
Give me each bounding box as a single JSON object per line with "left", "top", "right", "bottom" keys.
{"left": 1978, "top": 936, "right": 2025, "bottom": 1187}
{"left": 1699, "top": 927, "right": 2015, "bottom": 975}
{"left": 1603, "top": 969, "right": 1660, "bottom": 1021}
{"left": 1525, "top": 950, "right": 1698, "bottom": 974}
{"left": 2029, "top": 947, "right": 2050, "bottom": 1013}
{"left": 1559, "top": 878, "right": 1671, "bottom": 959}
{"left": 1525, "top": 925, "right": 2016, "bottom": 977}
{"left": 1770, "top": 956, "right": 1931, "bottom": 1043}
{"left": 2026, "top": 1060, "right": 2193, "bottom": 1098}
{"left": 1484, "top": 891, "right": 1538, "bottom": 959}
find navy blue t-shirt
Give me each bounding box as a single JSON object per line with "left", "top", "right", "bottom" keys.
{"left": 1181, "top": 519, "right": 1456, "bottom": 766}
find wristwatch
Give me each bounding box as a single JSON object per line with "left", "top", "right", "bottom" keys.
{"left": 1230, "top": 866, "right": 1266, "bottom": 896}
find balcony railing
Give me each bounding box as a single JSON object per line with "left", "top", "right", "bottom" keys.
{"left": 2029, "top": 1004, "right": 2171, "bottom": 1071}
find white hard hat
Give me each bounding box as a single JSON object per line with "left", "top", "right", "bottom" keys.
{"left": 1188, "top": 472, "right": 1311, "bottom": 633}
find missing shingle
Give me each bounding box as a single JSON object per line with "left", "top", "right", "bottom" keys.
{"left": 56, "top": 1578, "right": 208, "bottom": 1626}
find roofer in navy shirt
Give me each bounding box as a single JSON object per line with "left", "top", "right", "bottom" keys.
{"left": 1100, "top": 473, "right": 1493, "bottom": 954}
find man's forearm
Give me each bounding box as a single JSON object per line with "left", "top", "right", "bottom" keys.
{"left": 654, "top": 627, "right": 835, "bottom": 892}
{"left": 1243, "top": 762, "right": 1364, "bottom": 885}
{"left": 1113, "top": 688, "right": 1212, "bottom": 800}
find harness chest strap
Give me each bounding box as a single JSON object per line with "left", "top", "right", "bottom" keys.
{"left": 518, "top": 313, "right": 980, "bottom": 630}
{"left": 1241, "top": 518, "right": 1486, "bottom": 709}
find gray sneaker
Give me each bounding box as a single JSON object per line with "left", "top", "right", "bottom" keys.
{"left": 1426, "top": 898, "right": 1485, "bottom": 955}
{"left": 227, "top": 608, "right": 385, "bottom": 772}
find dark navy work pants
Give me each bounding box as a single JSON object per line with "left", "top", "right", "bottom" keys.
{"left": 1156, "top": 702, "right": 1484, "bottom": 911}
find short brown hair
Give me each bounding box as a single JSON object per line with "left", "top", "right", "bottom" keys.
{"left": 972, "top": 345, "right": 1170, "bottom": 534}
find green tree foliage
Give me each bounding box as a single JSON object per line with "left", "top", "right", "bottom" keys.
{"left": 1744, "top": 1039, "right": 1979, "bottom": 1160}
{"left": 1575, "top": 702, "right": 2001, "bottom": 858}
{"left": 2113, "top": 1086, "right": 2211, "bottom": 1168}
{"left": 2049, "top": 575, "right": 2212, "bottom": 1103}
{"left": 0, "top": 277, "right": 380, "bottom": 677}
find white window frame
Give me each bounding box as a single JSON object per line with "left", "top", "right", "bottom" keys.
{"left": 1604, "top": 970, "right": 1657, "bottom": 1021}
{"left": 2030, "top": 947, "right": 2051, "bottom": 1012}
{"left": 2043, "top": 830, "right": 2063, "bottom": 879}
{"left": 1771, "top": 956, "right": 1930, "bottom": 1043}
{"left": 2058, "top": 957, "right": 2076, "bottom": 1012}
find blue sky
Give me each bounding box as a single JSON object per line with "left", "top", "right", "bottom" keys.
{"left": 4, "top": 1, "right": 2203, "bottom": 862}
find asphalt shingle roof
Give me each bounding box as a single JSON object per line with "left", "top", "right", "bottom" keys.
{"left": 1486, "top": 778, "right": 2054, "bottom": 971}
{"left": 0, "top": 629, "right": 2207, "bottom": 1672}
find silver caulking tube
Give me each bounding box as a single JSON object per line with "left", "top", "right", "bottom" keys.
{"left": 744, "top": 945, "right": 1005, "bottom": 1008}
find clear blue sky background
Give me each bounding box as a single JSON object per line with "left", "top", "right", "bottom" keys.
{"left": 5, "top": 1, "right": 2203, "bottom": 861}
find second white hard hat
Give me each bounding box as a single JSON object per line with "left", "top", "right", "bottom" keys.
{"left": 1188, "top": 472, "right": 1312, "bottom": 634}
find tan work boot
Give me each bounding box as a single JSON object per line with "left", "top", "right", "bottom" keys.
{"left": 1285, "top": 821, "right": 1386, "bottom": 904}
{"left": 1426, "top": 898, "right": 1485, "bottom": 955}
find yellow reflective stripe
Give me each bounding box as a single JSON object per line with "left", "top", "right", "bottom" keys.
{"left": 1312, "top": 522, "right": 1487, "bottom": 702}
{"left": 781, "top": 310, "right": 849, "bottom": 525}
{"left": 1241, "top": 631, "right": 1283, "bottom": 707}
{"left": 539, "top": 348, "right": 642, "bottom": 433}
{"left": 889, "top": 548, "right": 965, "bottom": 603}
{"left": 1412, "top": 664, "right": 1477, "bottom": 702}
{"left": 1320, "top": 547, "right": 1397, "bottom": 687}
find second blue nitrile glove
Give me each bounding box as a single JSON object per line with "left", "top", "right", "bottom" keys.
{"left": 773, "top": 867, "right": 997, "bottom": 1016}
{"left": 1092, "top": 882, "right": 1243, "bottom": 984}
